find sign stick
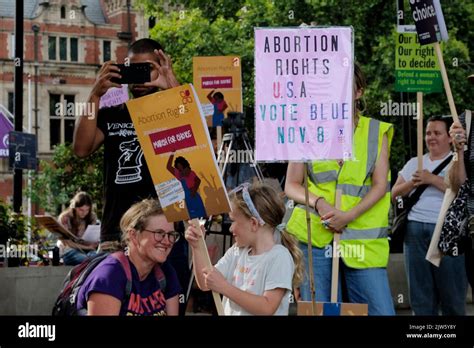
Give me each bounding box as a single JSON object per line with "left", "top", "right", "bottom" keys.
{"left": 433, "top": 42, "right": 459, "bottom": 123}
{"left": 304, "top": 163, "right": 317, "bottom": 315}
{"left": 417, "top": 92, "right": 424, "bottom": 171}
{"left": 217, "top": 126, "right": 223, "bottom": 171}
{"left": 191, "top": 218, "right": 225, "bottom": 315}
{"left": 330, "top": 189, "right": 342, "bottom": 303}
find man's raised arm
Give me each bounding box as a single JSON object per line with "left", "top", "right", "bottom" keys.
{"left": 73, "top": 62, "right": 122, "bottom": 158}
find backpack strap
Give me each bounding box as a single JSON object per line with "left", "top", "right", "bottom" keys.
{"left": 111, "top": 251, "right": 132, "bottom": 298}
{"left": 111, "top": 251, "right": 167, "bottom": 294}
{"left": 154, "top": 264, "right": 167, "bottom": 292}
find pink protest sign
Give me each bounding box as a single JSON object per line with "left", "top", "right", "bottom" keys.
{"left": 255, "top": 27, "right": 354, "bottom": 161}
{"left": 99, "top": 85, "right": 129, "bottom": 109}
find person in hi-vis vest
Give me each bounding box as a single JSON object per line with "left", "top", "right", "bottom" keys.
{"left": 285, "top": 63, "right": 395, "bottom": 315}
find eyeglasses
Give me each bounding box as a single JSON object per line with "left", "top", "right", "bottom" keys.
{"left": 143, "top": 229, "right": 181, "bottom": 244}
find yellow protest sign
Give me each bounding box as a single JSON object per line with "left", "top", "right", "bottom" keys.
{"left": 193, "top": 56, "right": 243, "bottom": 127}
{"left": 126, "top": 84, "right": 231, "bottom": 222}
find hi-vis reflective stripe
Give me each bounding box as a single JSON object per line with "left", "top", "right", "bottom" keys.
{"left": 341, "top": 227, "right": 389, "bottom": 240}
{"left": 308, "top": 170, "right": 338, "bottom": 184}
{"left": 295, "top": 204, "right": 319, "bottom": 216}
{"left": 366, "top": 119, "right": 380, "bottom": 178}
{"left": 336, "top": 183, "right": 391, "bottom": 197}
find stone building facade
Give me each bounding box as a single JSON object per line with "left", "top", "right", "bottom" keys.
{"left": 0, "top": 0, "right": 147, "bottom": 203}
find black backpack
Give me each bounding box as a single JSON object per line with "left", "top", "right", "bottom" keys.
{"left": 52, "top": 251, "right": 166, "bottom": 316}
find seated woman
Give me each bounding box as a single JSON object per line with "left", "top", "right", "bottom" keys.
{"left": 58, "top": 192, "right": 98, "bottom": 265}
{"left": 77, "top": 199, "right": 181, "bottom": 316}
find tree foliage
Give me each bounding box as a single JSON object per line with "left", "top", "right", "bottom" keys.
{"left": 29, "top": 144, "right": 103, "bottom": 218}
{"left": 137, "top": 0, "right": 473, "bottom": 172}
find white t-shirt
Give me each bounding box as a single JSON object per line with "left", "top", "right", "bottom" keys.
{"left": 215, "top": 244, "right": 294, "bottom": 315}
{"left": 399, "top": 152, "right": 451, "bottom": 223}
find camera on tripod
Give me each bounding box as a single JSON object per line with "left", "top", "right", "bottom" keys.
{"left": 222, "top": 111, "right": 245, "bottom": 134}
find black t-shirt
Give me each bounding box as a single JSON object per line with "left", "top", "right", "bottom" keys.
{"left": 97, "top": 104, "right": 157, "bottom": 242}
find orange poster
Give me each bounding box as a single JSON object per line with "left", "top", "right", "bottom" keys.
{"left": 126, "top": 84, "right": 231, "bottom": 222}
{"left": 193, "top": 56, "right": 243, "bottom": 127}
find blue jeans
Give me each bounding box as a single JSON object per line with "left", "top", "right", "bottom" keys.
{"left": 299, "top": 242, "right": 395, "bottom": 315}
{"left": 404, "top": 221, "right": 468, "bottom": 315}
{"left": 62, "top": 248, "right": 97, "bottom": 266}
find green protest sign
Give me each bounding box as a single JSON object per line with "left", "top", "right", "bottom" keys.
{"left": 395, "top": 32, "right": 442, "bottom": 93}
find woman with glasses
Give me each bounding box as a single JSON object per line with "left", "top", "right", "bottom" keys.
{"left": 77, "top": 199, "right": 182, "bottom": 316}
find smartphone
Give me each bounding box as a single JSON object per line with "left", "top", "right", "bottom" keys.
{"left": 111, "top": 63, "right": 151, "bottom": 84}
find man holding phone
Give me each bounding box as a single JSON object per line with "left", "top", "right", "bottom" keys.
{"left": 73, "top": 38, "right": 179, "bottom": 250}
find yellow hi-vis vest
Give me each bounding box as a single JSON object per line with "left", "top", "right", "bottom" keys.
{"left": 286, "top": 116, "right": 394, "bottom": 269}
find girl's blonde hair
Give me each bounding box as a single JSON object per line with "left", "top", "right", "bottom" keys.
{"left": 120, "top": 199, "right": 164, "bottom": 247}
{"left": 230, "top": 182, "right": 304, "bottom": 287}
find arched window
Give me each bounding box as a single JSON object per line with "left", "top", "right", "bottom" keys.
{"left": 60, "top": 6, "right": 66, "bottom": 19}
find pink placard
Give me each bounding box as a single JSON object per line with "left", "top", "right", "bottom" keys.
{"left": 255, "top": 27, "right": 353, "bottom": 161}
{"left": 99, "top": 85, "right": 129, "bottom": 109}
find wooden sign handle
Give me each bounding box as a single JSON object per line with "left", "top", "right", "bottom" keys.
{"left": 303, "top": 163, "right": 317, "bottom": 315}
{"left": 330, "top": 189, "right": 342, "bottom": 303}
{"left": 191, "top": 218, "right": 225, "bottom": 315}
{"left": 417, "top": 92, "right": 424, "bottom": 171}
{"left": 433, "top": 42, "right": 459, "bottom": 123}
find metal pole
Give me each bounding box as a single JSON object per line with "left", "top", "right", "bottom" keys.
{"left": 397, "top": 0, "right": 412, "bottom": 162}
{"left": 32, "top": 24, "right": 39, "bottom": 138}
{"left": 13, "top": 0, "right": 24, "bottom": 213}
{"left": 27, "top": 76, "right": 32, "bottom": 244}
{"left": 127, "top": 0, "right": 132, "bottom": 47}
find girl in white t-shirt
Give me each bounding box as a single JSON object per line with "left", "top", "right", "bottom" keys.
{"left": 185, "top": 182, "right": 304, "bottom": 315}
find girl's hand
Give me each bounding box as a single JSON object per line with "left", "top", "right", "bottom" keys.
{"left": 184, "top": 221, "right": 204, "bottom": 248}
{"left": 203, "top": 267, "right": 227, "bottom": 293}
{"left": 321, "top": 209, "right": 355, "bottom": 233}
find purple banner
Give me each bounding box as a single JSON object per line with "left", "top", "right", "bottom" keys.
{"left": 0, "top": 111, "right": 13, "bottom": 157}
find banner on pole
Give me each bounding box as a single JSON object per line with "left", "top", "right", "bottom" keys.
{"left": 255, "top": 27, "right": 354, "bottom": 161}
{"left": 8, "top": 131, "right": 37, "bottom": 170}
{"left": 409, "top": 0, "right": 448, "bottom": 46}
{"left": 395, "top": 32, "right": 442, "bottom": 93}
{"left": 0, "top": 110, "right": 13, "bottom": 157}
{"left": 126, "top": 84, "right": 231, "bottom": 222}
